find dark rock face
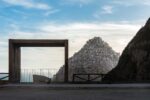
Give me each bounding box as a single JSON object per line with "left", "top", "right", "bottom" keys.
{"left": 102, "top": 18, "right": 150, "bottom": 83}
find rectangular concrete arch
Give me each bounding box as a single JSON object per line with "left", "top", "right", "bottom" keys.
{"left": 9, "top": 39, "right": 69, "bottom": 83}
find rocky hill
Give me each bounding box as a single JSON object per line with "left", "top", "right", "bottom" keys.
{"left": 102, "top": 18, "right": 150, "bottom": 83}
{"left": 53, "top": 37, "right": 119, "bottom": 82}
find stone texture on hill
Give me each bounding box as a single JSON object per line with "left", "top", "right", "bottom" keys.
{"left": 33, "top": 75, "right": 51, "bottom": 84}
{"left": 102, "top": 18, "right": 150, "bottom": 83}
{"left": 53, "top": 37, "right": 119, "bottom": 82}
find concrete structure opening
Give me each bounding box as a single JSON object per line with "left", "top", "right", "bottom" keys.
{"left": 21, "top": 47, "right": 64, "bottom": 83}
{"left": 9, "top": 39, "right": 68, "bottom": 83}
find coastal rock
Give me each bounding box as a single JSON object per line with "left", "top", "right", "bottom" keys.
{"left": 54, "top": 37, "right": 119, "bottom": 82}
{"left": 33, "top": 75, "right": 51, "bottom": 84}
{"left": 102, "top": 18, "right": 150, "bottom": 83}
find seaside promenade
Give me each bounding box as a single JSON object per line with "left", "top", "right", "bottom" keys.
{"left": 0, "top": 84, "right": 150, "bottom": 100}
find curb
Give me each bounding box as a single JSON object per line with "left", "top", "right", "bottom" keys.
{"left": 1, "top": 84, "right": 150, "bottom": 90}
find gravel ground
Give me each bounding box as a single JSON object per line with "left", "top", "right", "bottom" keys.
{"left": 0, "top": 88, "right": 150, "bottom": 100}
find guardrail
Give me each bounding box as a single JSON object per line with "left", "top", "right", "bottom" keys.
{"left": 0, "top": 73, "right": 9, "bottom": 80}
{"left": 0, "top": 73, "right": 9, "bottom": 84}
{"left": 72, "top": 73, "right": 105, "bottom": 83}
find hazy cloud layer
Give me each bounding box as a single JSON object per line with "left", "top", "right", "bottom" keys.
{"left": 2, "top": 0, "right": 51, "bottom": 10}
{"left": 0, "top": 21, "right": 143, "bottom": 72}
{"left": 0, "top": 0, "right": 149, "bottom": 72}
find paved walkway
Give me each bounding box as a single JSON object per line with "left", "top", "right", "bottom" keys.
{"left": 0, "top": 84, "right": 150, "bottom": 100}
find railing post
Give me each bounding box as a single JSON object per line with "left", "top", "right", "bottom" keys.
{"left": 88, "top": 74, "right": 90, "bottom": 82}
{"left": 72, "top": 74, "right": 75, "bottom": 82}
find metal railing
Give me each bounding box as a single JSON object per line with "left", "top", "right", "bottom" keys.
{"left": 0, "top": 73, "right": 9, "bottom": 84}
{"left": 0, "top": 73, "right": 9, "bottom": 80}
{"left": 72, "top": 73, "right": 105, "bottom": 83}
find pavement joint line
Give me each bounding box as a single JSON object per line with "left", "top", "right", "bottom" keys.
{"left": 1, "top": 84, "right": 150, "bottom": 89}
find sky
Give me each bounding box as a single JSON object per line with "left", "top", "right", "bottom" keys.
{"left": 0, "top": 0, "right": 150, "bottom": 72}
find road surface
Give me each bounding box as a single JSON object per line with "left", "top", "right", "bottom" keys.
{"left": 0, "top": 87, "right": 150, "bottom": 100}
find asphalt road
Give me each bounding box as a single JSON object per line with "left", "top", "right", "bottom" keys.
{"left": 0, "top": 88, "right": 150, "bottom": 100}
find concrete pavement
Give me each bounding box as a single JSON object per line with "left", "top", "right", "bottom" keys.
{"left": 0, "top": 84, "right": 150, "bottom": 100}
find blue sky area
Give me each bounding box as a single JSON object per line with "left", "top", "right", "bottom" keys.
{"left": 0, "top": 0, "right": 150, "bottom": 34}
{"left": 0, "top": 0, "right": 150, "bottom": 71}
{"left": 0, "top": 0, "right": 150, "bottom": 35}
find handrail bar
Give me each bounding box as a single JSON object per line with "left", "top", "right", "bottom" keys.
{"left": 0, "top": 73, "right": 9, "bottom": 74}
{"left": 0, "top": 73, "right": 9, "bottom": 81}
{"left": 73, "top": 73, "right": 105, "bottom": 75}
{"left": 73, "top": 73, "right": 105, "bottom": 83}
{"left": 0, "top": 76, "right": 9, "bottom": 80}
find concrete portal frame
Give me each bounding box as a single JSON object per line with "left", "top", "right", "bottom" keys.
{"left": 9, "top": 39, "right": 68, "bottom": 83}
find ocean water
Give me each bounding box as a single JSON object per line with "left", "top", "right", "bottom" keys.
{"left": 0, "top": 69, "right": 58, "bottom": 82}
{"left": 21, "top": 69, "right": 58, "bottom": 82}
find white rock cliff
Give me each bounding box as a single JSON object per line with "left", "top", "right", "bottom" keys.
{"left": 53, "top": 37, "right": 119, "bottom": 82}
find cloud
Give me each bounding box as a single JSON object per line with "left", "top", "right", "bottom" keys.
{"left": 0, "top": 20, "right": 143, "bottom": 71}
{"left": 44, "top": 9, "right": 60, "bottom": 16}
{"left": 60, "top": 0, "right": 95, "bottom": 6}
{"left": 93, "top": 5, "right": 113, "bottom": 19}
{"left": 0, "top": 37, "right": 8, "bottom": 72}
{"left": 112, "top": 0, "right": 150, "bottom": 6}
{"left": 9, "top": 21, "right": 142, "bottom": 53}
{"left": 101, "top": 5, "right": 113, "bottom": 14}
{"left": 2, "top": 0, "right": 51, "bottom": 10}
{"left": 21, "top": 47, "right": 64, "bottom": 70}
